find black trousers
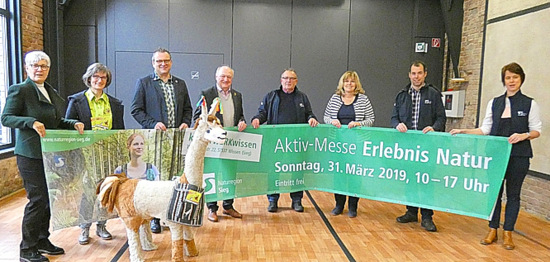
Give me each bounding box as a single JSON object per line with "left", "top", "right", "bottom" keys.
{"left": 207, "top": 199, "right": 235, "bottom": 212}
{"left": 334, "top": 194, "right": 359, "bottom": 210}
{"left": 489, "top": 156, "right": 529, "bottom": 231}
{"left": 17, "top": 155, "right": 51, "bottom": 251}
{"left": 406, "top": 206, "right": 434, "bottom": 219}
{"left": 267, "top": 191, "right": 303, "bottom": 202}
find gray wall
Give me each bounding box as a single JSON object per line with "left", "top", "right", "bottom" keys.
{"left": 63, "top": 0, "right": 445, "bottom": 129}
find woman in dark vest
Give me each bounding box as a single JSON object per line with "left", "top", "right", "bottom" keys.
{"left": 450, "top": 62, "right": 542, "bottom": 250}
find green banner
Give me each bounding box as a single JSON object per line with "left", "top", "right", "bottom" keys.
{"left": 200, "top": 125, "right": 510, "bottom": 220}
{"left": 42, "top": 125, "right": 510, "bottom": 230}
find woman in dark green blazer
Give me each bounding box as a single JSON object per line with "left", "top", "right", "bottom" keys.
{"left": 1, "top": 51, "right": 84, "bottom": 262}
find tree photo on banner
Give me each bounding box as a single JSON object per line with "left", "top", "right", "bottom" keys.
{"left": 41, "top": 129, "right": 185, "bottom": 230}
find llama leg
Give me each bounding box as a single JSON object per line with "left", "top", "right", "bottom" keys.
{"left": 172, "top": 239, "right": 184, "bottom": 262}
{"left": 122, "top": 218, "right": 145, "bottom": 262}
{"left": 183, "top": 226, "right": 198, "bottom": 257}
{"left": 168, "top": 223, "right": 184, "bottom": 262}
{"left": 139, "top": 219, "right": 158, "bottom": 251}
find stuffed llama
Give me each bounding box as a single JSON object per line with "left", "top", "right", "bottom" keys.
{"left": 97, "top": 99, "right": 227, "bottom": 262}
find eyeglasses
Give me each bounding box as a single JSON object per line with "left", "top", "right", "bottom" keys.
{"left": 29, "top": 64, "right": 50, "bottom": 70}
{"left": 281, "top": 76, "right": 297, "bottom": 80}
{"left": 92, "top": 75, "right": 108, "bottom": 81}
{"left": 154, "top": 59, "right": 172, "bottom": 64}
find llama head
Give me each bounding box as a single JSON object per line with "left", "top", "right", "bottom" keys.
{"left": 196, "top": 98, "right": 227, "bottom": 144}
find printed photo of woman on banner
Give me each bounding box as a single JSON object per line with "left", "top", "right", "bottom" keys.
{"left": 41, "top": 129, "right": 186, "bottom": 230}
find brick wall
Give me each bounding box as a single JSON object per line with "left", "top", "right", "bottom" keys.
{"left": 0, "top": 157, "right": 19, "bottom": 197}
{"left": 0, "top": 1, "right": 44, "bottom": 199}
{"left": 445, "top": 0, "right": 485, "bottom": 131}
{"left": 522, "top": 175, "right": 550, "bottom": 220}
{"left": 445, "top": 0, "right": 550, "bottom": 221}
{"left": 21, "top": 0, "right": 44, "bottom": 53}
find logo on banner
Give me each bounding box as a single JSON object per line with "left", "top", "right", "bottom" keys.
{"left": 54, "top": 155, "right": 66, "bottom": 168}
{"left": 203, "top": 173, "right": 216, "bottom": 195}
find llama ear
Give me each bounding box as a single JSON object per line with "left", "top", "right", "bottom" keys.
{"left": 197, "top": 95, "right": 209, "bottom": 122}
{"left": 200, "top": 100, "right": 208, "bottom": 122}
{"left": 208, "top": 98, "right": 221, "bottom": 116}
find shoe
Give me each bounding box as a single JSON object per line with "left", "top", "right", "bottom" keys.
{"left": 78, "top": 227, "right": 90, "bottom": 245}
{"left": 223, "top": 208, "right": 242, "bottom": 219}
{"left": 348, "top": 210, "right": 357, "bottom": 218}
{"left": 331, "top": 206, "right": 343, "bottom": 216}
{"left": 291, "top": 201, "right": 304, "bottom": 212}
{"left": 503, "top": 230, "right": 515, "bottom": 250}
{"left": 36, "top": 239, "right": 64, "bottom": 255}
{"left": 96, "top": 224, "right": 112, "bottom": 240}
{"left": 267, "top": 201, "right": 278, "bottom": 212}
{"left": 208, "top": 210, "right": 219, "bottom": 222}
{"left": 20, "top": 249, "right": 49, "bottom": 262}
{"left": 150, "top": 218, "right": 161, "bottom": 233}
{"left": 421, "top": 218, "right": 437, "bottom": 232}
{"left": 480, "top": 228, "right": 498, "bottom": 245}
{"left": 396, "top": 212, "right": 418, "bottom": 223}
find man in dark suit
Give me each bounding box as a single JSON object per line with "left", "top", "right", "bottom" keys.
{"left": 192, "top": 65, "right": 247, "bottom": 222}
{"left": 131, "top": 48, "right": 193, "bottom": 233}
{"left": 131, "top": 47, "right": 193, "bottom": 131}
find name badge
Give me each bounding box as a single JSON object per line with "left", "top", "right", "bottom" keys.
{"left": 424, "top": 99, "right": 432, "bottom": 104}
{"left": 518, "top": 111, "right": 527, "bottom": 117}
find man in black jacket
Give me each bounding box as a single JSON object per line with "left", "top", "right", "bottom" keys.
{"left": 390, "top": 61, "right": 446, "bottom": 232}
{"left": 251, "top": 68, "right": 319, "bottom": 213}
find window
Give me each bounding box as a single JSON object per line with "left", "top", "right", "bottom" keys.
{"left": 0, "top": 0, "right": 21, "bottom": 152}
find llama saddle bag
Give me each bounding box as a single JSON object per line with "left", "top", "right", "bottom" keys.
{"left": 166, "top": 182, "right": 205, "bottom": 226}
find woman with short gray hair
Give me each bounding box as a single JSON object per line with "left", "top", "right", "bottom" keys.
{"left": 2, "top": 50, "right": 84, "bottom": 262}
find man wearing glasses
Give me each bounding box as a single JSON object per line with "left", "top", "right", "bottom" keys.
{"left": 251, "top": 68, "right": 318, "bottom": 213}
{"left": 130, "top": 48, "right": 193, "bottom": 233}
{"left": 131, "top": 47, "right": 193, "bottom": 131}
